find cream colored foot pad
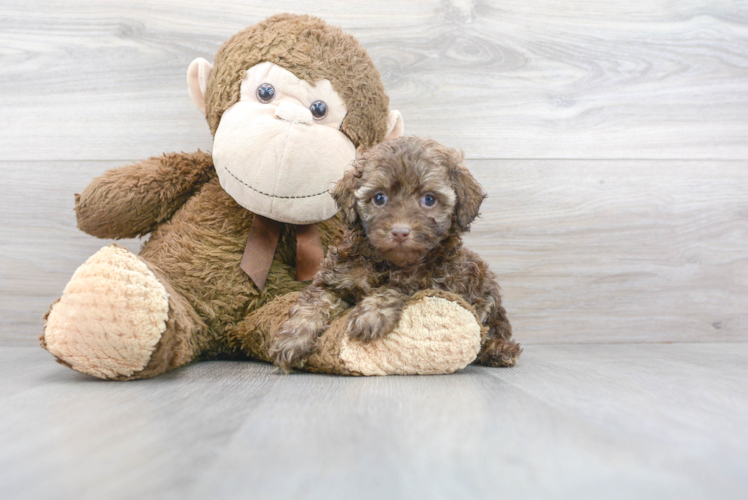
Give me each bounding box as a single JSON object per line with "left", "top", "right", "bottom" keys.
{"left": 339, "top": 296, "right": 482, "bottom": 376}
{"left": 44, "top": 245, "right": 169, "bottom": 379}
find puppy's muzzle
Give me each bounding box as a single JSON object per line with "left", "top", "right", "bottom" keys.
{"left": 390, "top": 225, "right": 411, "bottom": 243}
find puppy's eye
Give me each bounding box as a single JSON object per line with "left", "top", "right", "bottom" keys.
{"left": 421, "top": 194, "right": 437, "bottom": 208}
{"left": 372, "top": 193, "right": 387, "bottom": 206}
{"left": 257, "top": 83, "right": 275, "bottom": 103}
{"left": 310, "top": 100, "right": 328, "bottom": 119}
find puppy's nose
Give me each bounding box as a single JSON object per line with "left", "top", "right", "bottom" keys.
{"left": 391, "top": 226, "right": 411, "bottom": 243}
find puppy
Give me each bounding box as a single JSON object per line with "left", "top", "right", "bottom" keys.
{"left": 270, "top": 136, "right": 520, "bottom": 372}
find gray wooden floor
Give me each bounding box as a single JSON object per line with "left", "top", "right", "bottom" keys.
{"left": 1, "top": 344, "right": 746, "bottom": 500}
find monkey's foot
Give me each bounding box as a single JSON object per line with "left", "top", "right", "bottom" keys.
{"left": 303, "top": 290, "right": 483, "bottom": 376}
{"left": 42, "top": 245, "right": 170, "bottom": 379}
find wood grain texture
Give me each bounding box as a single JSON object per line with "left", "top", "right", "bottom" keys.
{"left": 0, "top": 161, "right": 142, "bottom": 345}
{"left": 1, "top": 0, "right": 747, "bottom": 161}
{"left": 464, "top": 159, "right": 748, "bottom": 343}
{"left": 1, "top": 344, "right": 746, "bottom": 499}
{"left": 2, "top": 159, "right": 745, "bottom": 345}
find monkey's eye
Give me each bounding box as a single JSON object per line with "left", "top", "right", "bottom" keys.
{"left": 256, "top": 83, "right": 275, "bottom": 103}
{"left": 310, "top": 100, "right": 328, "bottom": 120}
{"left": 421, "top": 194, "right": 437, "bottom": 208}
{"left": 372, "top": 192, "right": 387, "bottom": 206}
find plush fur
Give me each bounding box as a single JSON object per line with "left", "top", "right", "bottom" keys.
{"left": 41, "top": 15, "right": 499, "bottom": 379}
{"left": 71, "top": 158, "right": 346, "bottom": 368}
{"left": 270, "top": 137, "right": 521, "bottom": 372}
{"left": 75, "top": 151, "right": 215, "bottom": 239}
{"left": 206, "top": 14, "right": 390, "bottom": 148}
{"left": 41, "top": 15, "right": 380, "bottom": 379}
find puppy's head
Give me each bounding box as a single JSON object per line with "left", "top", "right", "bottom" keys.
{"left": 331, "top": 136, "right": 486, "bottom": 267}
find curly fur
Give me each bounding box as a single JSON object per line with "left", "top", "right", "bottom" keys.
{"left": 271, "top": 137, "right": 521, "bottom": 372}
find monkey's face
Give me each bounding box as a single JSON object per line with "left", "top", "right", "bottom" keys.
{"left": 188, "top": 16, "right": 405, "bottom": 225}
{"left": 211, "top": 62, "right": 356, "bottom": 224}
{"left": 354, "top": 158, "right": 457, "bottom": 267}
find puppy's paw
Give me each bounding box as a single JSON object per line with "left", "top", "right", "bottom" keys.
{"left": 346, "top": 304, "right": 400, "bottom": 343}
{"left": 475, "top": 338, "right": 522, "bottom": 367}
{"left": 269, "top": 321, "right": 317, "bottom": 373}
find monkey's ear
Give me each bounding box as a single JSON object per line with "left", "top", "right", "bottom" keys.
{"left": 385, "top": 110, "right": 404, "bottom": 141}
{"left": 331, "top": 163, "right": 362, "bottom": 226}
{"left": 187, "top": 57, "right": 214, "bottom": 114}
{"left": 449, "top": 152, "right": 486, "bottom": 231}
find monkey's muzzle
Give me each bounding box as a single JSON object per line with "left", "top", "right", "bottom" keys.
{"left": 212, "top": 101, "right": 356, "bottom": 225}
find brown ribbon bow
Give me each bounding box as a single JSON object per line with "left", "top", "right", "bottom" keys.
{"left": 240, "top": 214, "right": 324, "bottom": 291}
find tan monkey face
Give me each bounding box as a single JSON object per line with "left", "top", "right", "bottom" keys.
{"left": 212, "top": 62, "right": 356, "bottom": 224}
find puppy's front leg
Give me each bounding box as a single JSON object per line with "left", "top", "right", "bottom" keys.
{"left": 270, "top": 285, "right": 344, "bottom": 372}
{"left": 347, "top": 288, "right": 406, "bottom": 343}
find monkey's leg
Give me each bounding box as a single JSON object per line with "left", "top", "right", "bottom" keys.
{"left": 228, "top": 289, "right": 484, "bottom": 376}
{"left": 226, "top": 291, "right": 355, "bottom": 374}
{"left": 41, "top": 244, "right": 205, "bottom": 380}
{"left": 225, "top": 292, "right": 302, "bottom": 365}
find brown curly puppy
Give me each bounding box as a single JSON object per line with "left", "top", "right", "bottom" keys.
{"left": 270, "top": 137, "right": 521, "bottom": 372}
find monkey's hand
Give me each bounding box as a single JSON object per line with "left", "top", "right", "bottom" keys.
{"left": 75, "top": 151, "right": 214, "bottom": 239}
{"left": 347, "top": 289, "right": 406, "bottom": 343}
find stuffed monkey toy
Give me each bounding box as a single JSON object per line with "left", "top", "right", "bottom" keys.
{"left": 40, "top": 14, "right": 486, "bottom": 379}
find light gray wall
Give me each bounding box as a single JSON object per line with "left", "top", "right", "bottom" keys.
{"left": 2, "top": 0, "right": 747, "bottom": 345}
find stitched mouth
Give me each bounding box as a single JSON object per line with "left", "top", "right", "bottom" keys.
{"left": 222, "top": 164, "right": 330, "bottom": 199}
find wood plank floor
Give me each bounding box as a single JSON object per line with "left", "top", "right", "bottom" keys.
{"left": 1, "top": 344, "right": 746, "bottom": 500}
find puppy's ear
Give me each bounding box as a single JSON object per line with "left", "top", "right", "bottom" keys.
{"left": 447, "top": 150, "right": 486, "bottom": 230}
{"left": 331, "top": 161, "right": 363, "bottom": 226}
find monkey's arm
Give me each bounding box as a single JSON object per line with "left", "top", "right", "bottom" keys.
{"left": 75, "top": 150, "right": 215, "bottom": 239}
{"left": 347, "top": 288, "right": 407, "bottom": 342}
